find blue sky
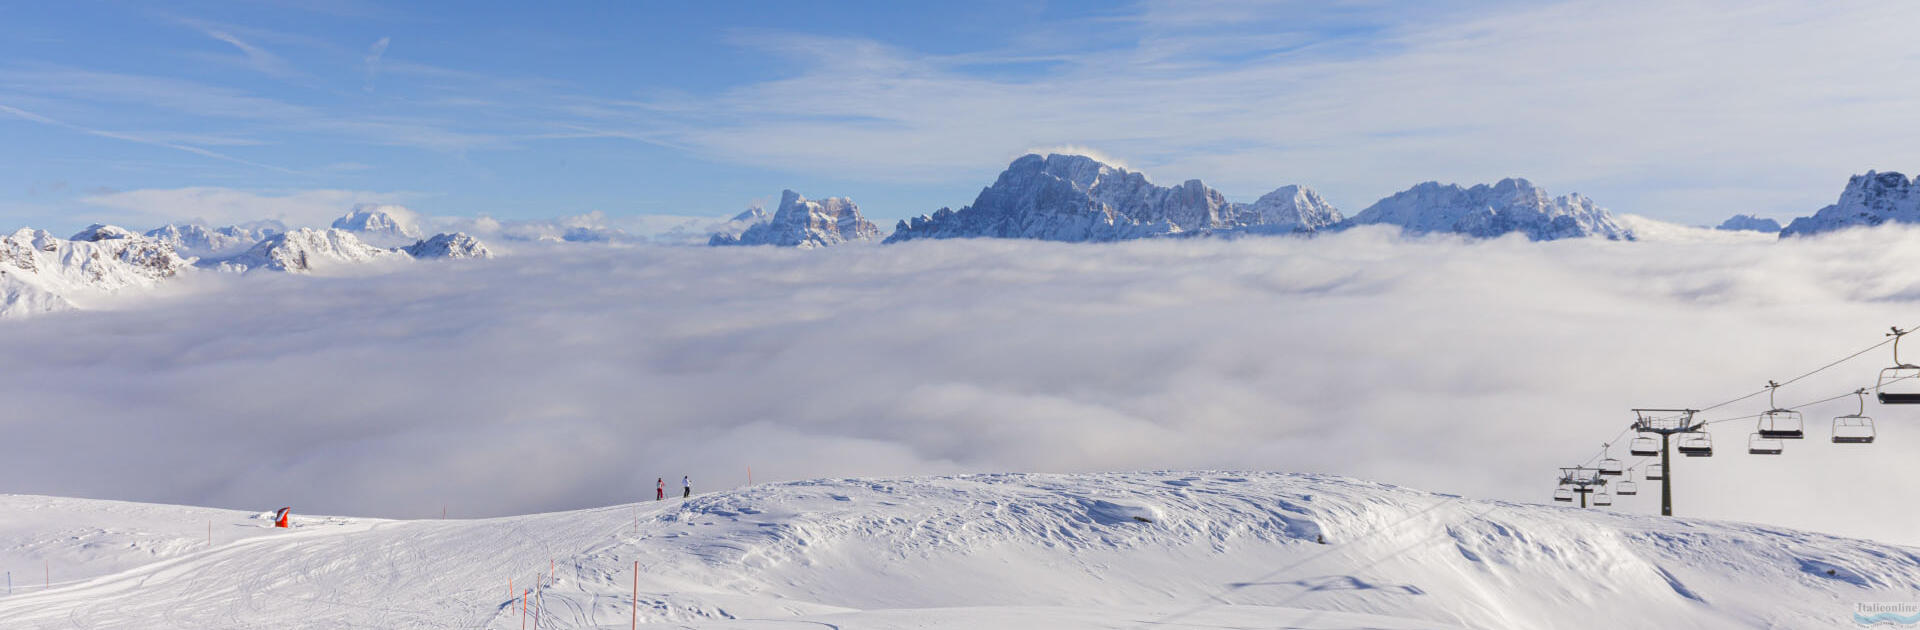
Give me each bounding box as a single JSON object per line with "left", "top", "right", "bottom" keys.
{"left": 5, "top": 0, "right": 1920, "bottom": 233}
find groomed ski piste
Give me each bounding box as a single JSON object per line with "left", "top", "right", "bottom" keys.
{"left": 1, "top": 472, "right": 1916, "bottom": 629}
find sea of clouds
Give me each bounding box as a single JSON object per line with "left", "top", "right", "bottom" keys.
{"left": 5, "top": 225, "right": 1920, "bottom": 544}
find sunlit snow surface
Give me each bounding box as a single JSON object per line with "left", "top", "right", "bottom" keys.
{"left": 0, "top": 472, "right": 1914, "bottom": 629}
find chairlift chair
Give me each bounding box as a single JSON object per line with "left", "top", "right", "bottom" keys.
{"left": 1677, "top": 431, "right": 1714, "bottom": 457}
{"left": 1629, "top": 435, "right": 1660, "bottom": 457}
{"left": 1553, "top": 488, "right": 1573, "bottom": 502}
{"left": 1593, "top": 492, "right": 1613, "bottom": 507}
{"left": 1834, "top": 388, "right": 1878, "bottom": 444}
{"left": 1616, "top": 477, "right": 1639, "bottom": 496}
{"left": 1877, "top": 327, "right": 1920, "bottom": 404}
{"left": 1645, "top": 463, "right": 1665, "bottom": 480}
{"left": 1757, "top": 381, "right": 1804, "bottom": 439}
{"left": 1748, "top": 433, "right": 1784, "bottom": 455}
{"left": 1597, "top": 446, "right": 1624, "bottom": 476}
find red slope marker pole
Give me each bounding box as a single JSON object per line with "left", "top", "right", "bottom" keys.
{"left": 631, "top": 560, "right": 638, "bottom": 630}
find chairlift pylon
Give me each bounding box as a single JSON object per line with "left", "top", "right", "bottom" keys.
{"left": 1878, "top": 327, "right": 1920, "bottom": 404}
{"left": 1834, "top": 388, "right": 1878, "bottom": 444}
{"left": 1757, "top": 380, "right": 1804, "bottom": 440}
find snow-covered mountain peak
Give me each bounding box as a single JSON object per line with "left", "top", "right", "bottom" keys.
{"left": 1347, "top": 178, "right": 1632, "bottom": 241}
{"left": 1716, "top": 214, "right": 1783, "bottom": 233}
{"left": 1241, "top": 184, "right": 1345, "bottom": 233}
{"left": 143, "top": 222, "right": 282, "bottom": 257}
{"left": 69, "top": 224, "right": 139, "bottom": 242}
{"left": 216, "top": 227, "right": 401, "bottom": 274}
{"left": 402, "top": 232, "right": 493, "bottom": 259}
{"left": 730, "top": 206, "right": 769, "bottom": 223}
{"left": 331, "top": 203, "right": 425, "bottom": 243}
{"left": 710, "top": 189, "right": 883, "bottom": 248}
{"left": 888, "top": 154, "right": 1334, "bottom": 243}
{"left": 0, "top": 228, "right": 191, "bottom": 318}
{"left": 1780, "top": 170, "right": 1920, "bottom": 237}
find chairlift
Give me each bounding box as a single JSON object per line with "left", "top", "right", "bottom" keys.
{"left": 1677, "top": 431, "right": 1714, "bottom": 457}
{"left": 1757, "top": 381, "right": 1804, "bottom": 439}
{"left": 1597, "top": 444, "right": 1624, "bottom": 476}
{"left": 1616, "top": 473, "right": 1639, "bottom": 496}
{"left": 1878, "top": 327, "right": 1920, "bottom": 404}
{"left": 1834, "top": 388, "right": 1878, "bottom": 444}
{"left": 1593, "top": 492, "right": 1613, "bottom": 507}
{"left": 1645, "top": 463, "right": 1665, "bottom": 480}
{"left": 1748, "top": 433, "right": 1784, "bottom": 455}
{"left": 1629, "top": 435, "right": 1660, "bottom": 457}
{"left": 1553, "top": 488, "right": 1573, "bottom": 502}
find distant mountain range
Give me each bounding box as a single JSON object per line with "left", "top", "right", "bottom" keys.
{"left": 4, "top": 151, "right": 1914, "bottom": 318}
{"left": 721, "top": 153, "right": 1632, "bottom": 248}
{"left": 0, "top": 206, "right": 494, "bottom": 318}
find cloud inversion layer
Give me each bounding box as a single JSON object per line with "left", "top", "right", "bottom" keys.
{"left": 6, "top": 228, "right": 1920, "bottom": 544}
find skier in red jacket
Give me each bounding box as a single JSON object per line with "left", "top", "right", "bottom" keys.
{"left": 656, "top": 478, "right": 664, "bottom": 501}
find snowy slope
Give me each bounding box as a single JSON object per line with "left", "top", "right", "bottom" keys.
{"left": 0, "top": 472, "right": 1913, "bottom": 629}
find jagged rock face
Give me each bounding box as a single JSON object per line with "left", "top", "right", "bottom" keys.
{"left": 1236, "top": 185, "right": 1344, "bottom": 234}
{"left": 0, "top": 228, "right": 192, "bottom": 318}
{"left": 403, "top": 233, "right": 492, "bottom": 259}
{"left": 1779, "top": 171, "right": 1920, "bottom": 237}
{"left": 332, "top": 204, "right": 424, "bottom": 242}
{"left": 215, "top": 228, "right": 398, "bottom": 273}
{"left": 885, "top": 153, "right": 1339, "bottom": 243}
{"left": 144, "top": 223, "right": 283, "bottom": 257}
{"left": 711, "top": 190, "right": 882, "bottom": 248}
{"left": 1345, "top": 178, "right": 1633, "bottom": 241}
{"left": 1716, "top": 214, "right": 1783, "bottom": 233}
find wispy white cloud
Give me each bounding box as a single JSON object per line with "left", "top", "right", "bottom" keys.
{"left": 0, "top": 103, "right": 294, "bottom": 173}
{"left": 611, "top": 0, "right": 1920, "bottom": 222}
{"left": 197, "top": 27, "right": 300, "bottom": 78}
{"left": 362, "top": 36, "right": 390, "bottom": 92}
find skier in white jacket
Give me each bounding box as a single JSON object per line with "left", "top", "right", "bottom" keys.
{"left": 682, "top": 475, "right": 691, "bottom": 499}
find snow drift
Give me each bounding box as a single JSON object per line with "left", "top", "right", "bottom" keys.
{"left": 0, "top": 472, "right": 1912, "bottom": 629}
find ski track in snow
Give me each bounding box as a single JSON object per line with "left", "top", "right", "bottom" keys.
{"left": 0, "top": 471, "right": 1916, "bottom": 629}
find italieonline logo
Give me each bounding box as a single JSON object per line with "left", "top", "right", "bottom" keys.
{"left": 1857, "top": 602, "right": 1920, "bottom": 627}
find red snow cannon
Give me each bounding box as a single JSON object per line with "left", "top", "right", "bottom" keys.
{"left": 274, "top": 507, "right": 291, "bottom": 528}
